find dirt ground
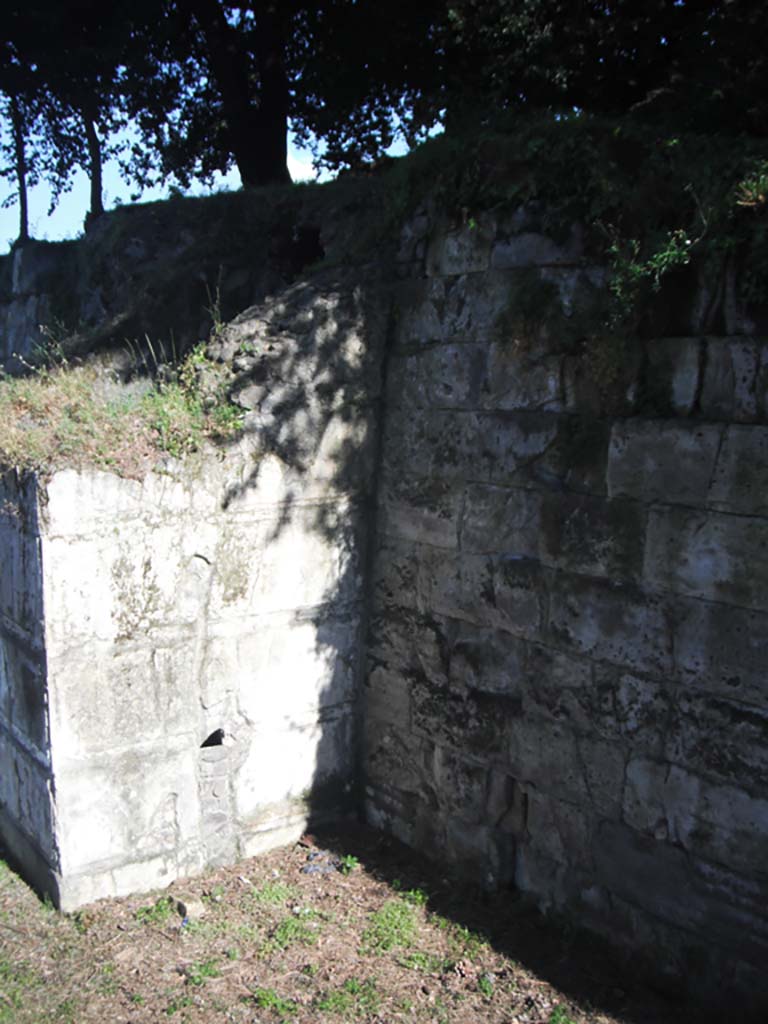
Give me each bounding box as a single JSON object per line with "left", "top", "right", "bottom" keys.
{"left": 0, "top": 825, "right": 714, "bottom": 1023}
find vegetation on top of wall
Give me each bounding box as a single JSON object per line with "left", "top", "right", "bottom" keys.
{"left": 382, "top": 111, "right": 768, "bottom": 330}
{"left": 0, "top": 340, "right": 243, "bottom": 476}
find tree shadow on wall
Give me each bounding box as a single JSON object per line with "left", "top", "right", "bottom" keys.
{"left": 208, "top": 259, "right": 391, "bottom": 845}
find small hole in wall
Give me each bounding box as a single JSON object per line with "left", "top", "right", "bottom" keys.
{"left": 201, "top": 728, "right": 225, "bottom": 748}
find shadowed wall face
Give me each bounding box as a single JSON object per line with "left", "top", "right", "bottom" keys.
{"left": 363, "top": 210, "right": 768, "bottom": 1008}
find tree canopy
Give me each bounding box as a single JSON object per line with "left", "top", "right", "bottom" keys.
{"left": 1, "top": 0, "right": 767, "bottom": 244}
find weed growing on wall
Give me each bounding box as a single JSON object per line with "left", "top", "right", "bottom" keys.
{"left": 0, "top": 339, "right": 243, "bottom": 475}
{"left": 383, "top": 112, "right": 768, "bottom": 330}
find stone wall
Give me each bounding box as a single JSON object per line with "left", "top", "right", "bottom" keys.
{"left": 2, "top": 188, "right": 767, "bottom": 1009}
{"left": 0, "top": 269, "right": 385, "bottom": 911}
{"left": 0, "top": 470, "right": 55, "bottom": 899}
{"left": 364, "top": 209, "right": 768, "bottom": 1008}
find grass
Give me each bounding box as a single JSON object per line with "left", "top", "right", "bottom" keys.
{"left": 0, "top": 829, "right": 688, "bottom": 1024}
{"left": 316, "top": 976, "right": 380, "bottom": 1016}
{"left": 251, "top": 879, "right": 296, "bottom": 905}
{"left": 0, "top": 341, "right": 243, "bottom": 476}
{"left": 135, "top": 895, "right": 177, "bottom": 926}
{"left": 251, "top": 987, "right": 298, "bottom": 1021}
{"left": 360, "top": 897, "right": 419, "bottom": 954}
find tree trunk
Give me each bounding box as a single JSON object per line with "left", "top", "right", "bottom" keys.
{"left": 10, "top": 96, "right": 29, "bottom": 244}
{"left": 186, "top": 0, "right": 291, "bottom": 186}
{"left": 83, "top": 112, "right": 104, "bottom": 221}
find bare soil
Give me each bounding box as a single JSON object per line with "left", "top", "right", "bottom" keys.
{"left": 0, "top": 826, "right": 706, "bottom": 1023}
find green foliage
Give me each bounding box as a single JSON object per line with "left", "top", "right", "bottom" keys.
{"left": 184, "top": 958, "right": 220, "bottom": 987}
{"left": 251, "top": 987, "right": 298, "bottom": 1021}
{"left": 0, "top": 335, "right": 243, "bottom": 474}
{"left": 263, "top": 911, "right": 321, "bottom": 953}
{"left": 135, "top": 895, "right": 176, "bottom": 927}
{"left": 251, "top": 880, "right": 296, "bottom": 905}
{"left": 338, "top": 854, "right": 359, "bottom": 876}
{"left": 477, "top": 973, "right": 494, "bottom": 999}
{"left": 549, "top": 1006, "right": 577, "bottom": 1024}
{"left": 398, "top": 951, "right": 452, "bottom": 973}
{"left": 387, "top": 114, "right": 768, "bottom": 332}
{"left": 315, "top": 976, "right": 380, "bottom": 1016}
{"left": 361, "top": 899, "right": 418, "bottom": 954}
{"left": 0, "top": 957, "right": 37, "bottom": 1023}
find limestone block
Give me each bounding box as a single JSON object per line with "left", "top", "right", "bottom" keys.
{"left": 607, "top": 419, "right": 722, "bottom": 505}
{"left": 642, "top": 338, "right": 702, "bottom": 416}
{"left": 235, "top": 709, "right": 352, "bottom": 819}
{"left": 364, "top": 716, "right": 434, "bottom": 796}
{"left": 673, "top": 597, "right": 768, "bottom": 707}
{"left": 371, "top": 537, "right": 421, "bottom": 614}
{"left": 645, "top": 507, "right": 768, "bottom": 611}
{"left": 623, "top": 759, "right": 768, "bottom": 877}
{"left": 459, "top": 484, "right": 541, "bottom": 558}
{"left": 382, "top": 408, "right": 482, "bottom": 483}
{"left": 540, "top": 492, "right": 646, "bottom": 580}
{"left": 594, "top": 821, "right": 768, "bottom": 961}
{"left": 366, "top": 606, "right": 452, "bottom": 688}
{"left": 387, "top": 343, "right": 487, "bottom": 411}
{"left": 54, "top": 744, "right": 200, "bottom": 877}
{"left": 708, "top": 425, "right": 768, "bottom": 516}
{"left": 700, "top": 338, "right": 768, "bottom": 423}
{"left": 411, "top": 681, "right": 510, "bottom": 760}
{"left": 484, "top": 342, "right": 563, "bottom": 412}
{"left": 476, "top": 411, "right": 559, "bottom": 486}
{"left": 428, "top": 746, "right": 488, "bottom": 824}
{"left": 525, "top": 789, "right": 594, "bottom": 867}
{"left": 491, "top": 225, "right": 583, "bottom": 269}
{"left": 47, "top": 642, "right": 200, "bottom": 759}
{"left": 365, "top": 666, "right": 412, "bottom": 730}
{"left": 393, "top": 278, "right": 447, "bottom": 347}
{"left": 224, "top": 614, "right": 359, "bottom": 725}
{"left": 448, "top": 622, "right": 526, "bottom": 696}
{"left": 426, "top": 218, "right": 495, "bottom": 277}
{"left": 525, "top": 642, "right": 592, "bottom": 691}
{"left": 666, "top": 691, "right": 768, "bottom": 790}
{"left": 427, "top": 553, "right": 544, "bottom": 639}
{"left": 42, "top": 520, "right": 221, "bottom": 645}
{"left": 379, "top": 475, "right": 461, "bottom": 549}
{"left": 0, "top": 640, "right": 48, "bottom": 753}
{"left": 549, "top": 575, "right": 673, "bottom": 676}
{"left": 213, "top": 508, "right": 360, "bottom": 619}
{"left": 506, "top": 415, "right": 610, "bottom": 495}
{"left": 588, "top": 667, "right": 670, "bottom": 757}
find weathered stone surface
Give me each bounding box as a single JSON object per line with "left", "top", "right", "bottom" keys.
{"left": 607, "top": 419, "right": 722, "bottom": 505}
{"left": 459, "top": 484, "right": 541, "bottom": 557}
{"left": 700, "top": 338, "right": 768, "bottom": 423}
{"left": 426, "top": 218, "right": 495, "bottom": 277}
{"left": 540, "top": 492, "right": 646, "bottom": 580}
{"left": 379, "top": 475, "right": 461, "bottom": 549}
{"left": 645, "top": 507, "right": 768, "bottom": 610}
{"left": 491, "top": 226, "right": 583, "bottom": 269}
{"left": 623, "top": 759, "right": 768, "bottom": 877}
{"left": 448, "top": 623, "right": 526, "bottom": 695}
{"left": 666, "top": 691, "right": 768, "bottom": 791}
{"left": 548, "top": 575, "right": 673, "bottom": 676}
{"left": 387, "top": 343, "right": 488, "bottom": 410}
{"left": 673, "top": 597, "right": 768, "bottom": 707}
{"left": 642, "top": 337, "right": 702, "bottom": 416}
{"left": 708, "top": 425, "right": 768, "bottom": 516}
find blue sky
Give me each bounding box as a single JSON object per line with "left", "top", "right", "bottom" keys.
{"left": 0, "top": 137, "right": 322, "bottom": 255}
